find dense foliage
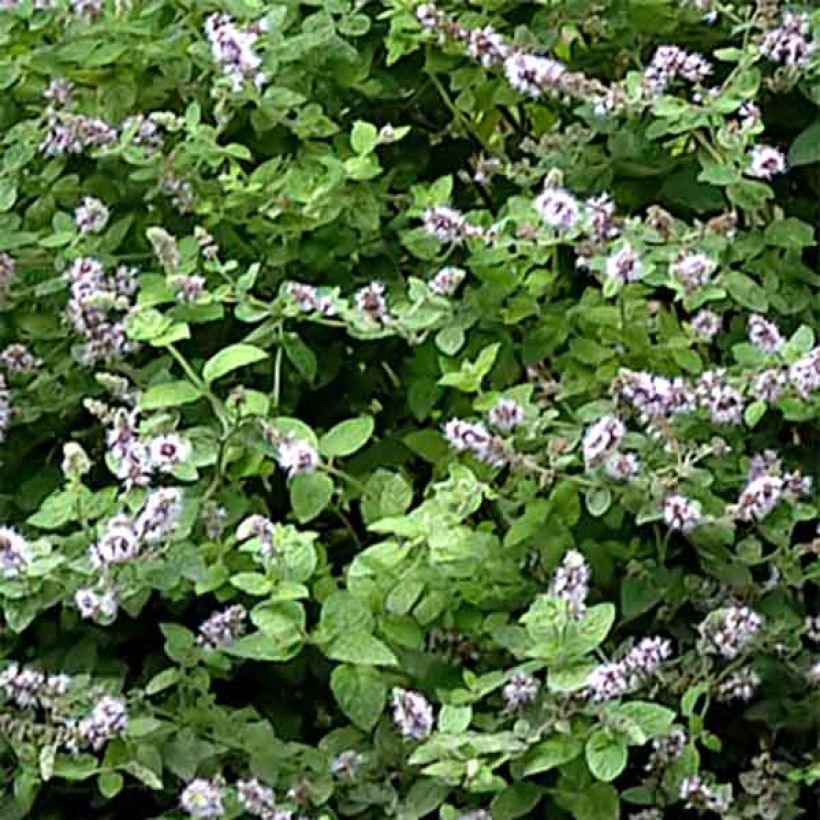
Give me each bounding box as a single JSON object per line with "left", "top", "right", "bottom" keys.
{"left": 0, "top": 1, "right": 818, "bottom": 818}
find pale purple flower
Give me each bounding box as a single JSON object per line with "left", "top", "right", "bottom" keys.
{"left": 422, "top": 206, "right": 483, "bottom": 243}
{"left": 0, "top": 344, "right": 42, "bottom": 373}
{"left": 171, "top": 274, "right": 206, "bottom": 303}
{"left": 586, "top": 636, "right": 671, "bottom": 702}
{"left": 74, "top": 197, "right": 109, "bottom": 234}
{"left": 604, "top": 452, "right": 640, "bottom": 480}
{"left": 730, "top": 475, "right": 784, "bottom": 522}
{"left": 699, "top": 605, "right": 762, "bottom": 659}
{"left": 147, "top": 434, "right": 191, "bottom": 473}
{"left": 503, "top": 52, "right": 566, "bottom": 97}
{"left": 488, "top": 398, "right": 524, "bottom": 432}
{"left": 670, "top": 252, "right": 714, "bottom": 291}
{"left": 663, "top": 494, "right": 702, "bottom": 532}
{"left": 789, "top": 348, "right": 820, "bottom": 398}
{"left": 181, "top": 778, "right": 225, "bottom": 819}
{"left": 467, "top": 26, "right": 508, "bottom": 67}
{"left": 549, "top": 549, "right": 590, "bottom": 619}
{"left": 691, "top": 309, "right": 721, "bottom": 340}
{"left": 236, "top": 778, "right": 276, "bottom": 816}
{"left": 197, "top": 604, "right": 247, "bottom": 650}
{"left": 90, "top": 518, "right": 140, "bottom": 566}
{"left": 696, "top": 371, "right": 743, "bottom": 425}
{"left": 679, "top": 775, "right": 732, "bottom": 813}
{"left": 717, "top": 667, "right": 760, "bottom": 702}
{"left": 276, "top": 438, "right": 318, "bottom": 478}
{"left": 585, "top": 194, "right": 618, "bottom": 242}
{"left": 39, "top": 112, "right": 117, "bottom": 156}
{"left": 753, "top": 369, "right": 787, "bottom": 402}
{"left": 391, "top": 687, "right": 434, "bottom": 740}
{"left": 747, "top": 315, "right": 784, "bottom": 353}
{"left": 74, "top": 587, "right": 118, "bottom": 622}
{"left": 236, "top": 514, "right": 276, "bottom": 557}
{"left": 582, "top": 415, "right": 625, "bottom": 466}
{"left": 354, "top": 281, "right": 387, "bottom": 323}
{"left": 502, "top": 671, "right": 540, "bottom": 710}
{"left": 644, "top": 46, "right": 712, "bottom": 92}
{"left": 43, "top": 78, "right": 74, "bottom": 107}
{"left": 74, "top": 696, "right": 127, "bottom": 751}
{"left": 428, "top": 266, "right": 465, "bottom": 296}
{"left": 760, "top": 12, "right": 815, "bottom": 68}
{"left": 135, "top": 487, "right": 183, "bottom": 544}
{"left": 204, "top": 14, "right": 266, "bottom": 91}
{"left": 71, "top": 0, "right": 102, "bottom": 18}
{"left": 535, "top": 187, "right": 580, "bottom": 230}
{"left": 606, "top": 243, "right": 643, "bottom": 284}
{"left": 331, "top": 749, "right": 364, "bottom": 779}
{"left": 748, "top": 145, "right": 786, "bottom": 179}
{"left": 0, "top": 526, "right": 30, "bottom": 578}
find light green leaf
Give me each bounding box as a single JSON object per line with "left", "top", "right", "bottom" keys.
{"left": 140, "top": 381, "right": 202, "bottom": 410}
{"left": 330, "top": 664, "right": 386, "bottom": 731}
{"left": 319, "top": 416, "right": 374, "bottom": 458}
{"left": 586, "top": 730, "right": 628, "bottom": 782}
{"left": 289, "top": 472, "right": 334, "bottom": 523}
{"left": 202, "top": 343, "right": 267, "bottom": 383}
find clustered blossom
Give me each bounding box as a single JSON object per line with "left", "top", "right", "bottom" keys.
{"left": 604, "top": 451, "right": 640, "bottom": 481}
{"left": 122, "top": 113, "right": 164, "bottom": 151}
{"left": 488, "top": 398, "right": 524, "bottom": 432}
{"left": 443, "top": 418, "right": 509, "bottom": 467}
{"left": 663, "top": 494, "right": 703, "bottom": 532}
{"left": 695, "top": 370, "right": 744, "bottom": 425}
{"left": 535, "top": 186, "right": 580, "bottom": 230}
{"left": 731, "top": 475, "right": 784, "bottom": 522}
{"left": 699, "top": 606, "right": 763, "bottom": 659}
{"left": 586, "top": 637, "right": 672, "bottom": 701}
{"left": 0, "top": 664, "right": 70, "bottom": 710}
{"left": 422, "top": 206, "right": 483, "bottom": 243}
{"left": 390, "top": 687, "right": 434, "bottom": 741}
{"left": 748, "top": 145, "right": 786, "bottom": 179}
{"left": 160, "top": 173, "right": 195, "bottom": 213}
{"left": 331, "top": 749, "right": 364, "bottom": 779}
{"left": 605, "top": 243, "right": 642, "bottom": 284}
{"left": 759, "top": 12, "right": 815, "bottom": 68}
{"left": 236, "top": 514, "right": 276, "bottom": 558}
{"left": 503, "top": 52, "right": 566, "bottom": 98}
{"left": 0, "top": 252, "right": 15, "bottom": 292}
{"left": 275, "top": 437, "right": 318, "bottom": 479}
{"left": 613, "top": 369, "right": 696, "bottom": 425}
{"left": 747, "top": 315, "right": 784, "bottom": 353}
{"left": 43, "top": 77, "right": 74, "bottom": 107}
{"left": 74, "top": 196, "right": 109, "bottom": 234}
{"left": 679, "top": 774, "right": 733, "bottom": 814}
{"left": 354, "top": 281, "right": 388, "bottom": 324}
{"left": 549, "top": 549, "right": 590, "bottom": 619}
{"left": 502, "top": 670, "right": 540, "bottom": 710}
{"left": 74, "top": 586, "right": 118, "bottom": 622}
{"left": 428, "top": 266, "right": 465, "bottom": 297}
{"left": 643, "top": 45, "right": 712, "bottom": 93}
{"left": 71, "top": 695, "right": 127, "bottom": 752}
{"left": 789, "top": 347, "right": 820, "bottom": 398}
{"left": 585, "top": 194, "right": 619, "bottom": 243}
{"left": 717, "top": 667, "right": 761, "bottom": 702}
{"left": 691, "top": 309, "right": 722, "bottom": 341}
{"left": 582, "top": 415, "right": 625, "bottom": 466}
{"left": 39, "top": 112, "right": 117, "bottom": 156}
{"left": 0, "top": 526, "right": 31, "bottom": 577}
{"left": 0, "top": 374, "right": 10, "bottom": 442}
{"left": 204, "top": 14, "right": 267, "bottom": 91}
{"left": 181, "top": 778, "right": 225, "bottom": 819}
{"left": 285, "top": 282, "right": 334, "bottom": 315}
{"left": 753, "top": 368, "right": 787, "bottom": 402}
{"left": 65, "top": 256, "right": 137, "bottom": 364}
{"left": 197, "top": 604, "right": 247, "bottom": 650}
{"left": 236, "top": 778, "right": 276, "bottom": 816}
{"left": 0, "top": 343, "right": 42, "bottom": 373}
{"left": 148, "top": 433, "right": 192, "bottom": 474}
{"left": 670, "top": 252, "right": 714, "bottom": 291}
{"left": 171, "top": 274, "right": 206, "bottom": 303}
{"left": 645, "top": 728, "right": 686, "bottom": 774}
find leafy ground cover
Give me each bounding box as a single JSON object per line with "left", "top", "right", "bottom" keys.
{"left": 0, "top": 1, "right": 818, "bottom": 818}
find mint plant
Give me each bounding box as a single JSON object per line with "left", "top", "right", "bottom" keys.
{"left": 0, "top": 1, "right": 817, "bottom": 818}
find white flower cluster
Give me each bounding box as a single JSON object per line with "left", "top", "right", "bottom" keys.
{"left": 759, "top": 12, "right": 815, "bottom": 68}
{"left": 0, "top": 525, "right": 30, "bottom": 577}
{"left": 74, "top": 196, "right": 109, "bottom": 234}
{"left": 643, "top": 45, "right": 712, "bottom": 93}
{"left": 443, "top": 418, "right": 509, "bottom": 467}
{"left": 197, "top": 604, "right": 247, "bottom": 650}
{"left": 699, "top": 606, "right": 763, "bottom": 659}
{"left": 549, "top": 548, "right": 590, "bottom": 619}
{"left": 390, "top": 687, "right": 434, "bottom": 740}
{"left": 586, "top": 636, "right": 672, "bottom": 701}
{"left": 204, "top": 14, "right": 267, "bottom": 91}
{"left": 502, "top": 670, "right": 540, "bottom": 711}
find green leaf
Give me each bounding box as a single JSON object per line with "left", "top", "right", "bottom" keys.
{"left": 146, "top": 668, "right": 180, "bottom": 695}
{"left": 327, "top": 632, "right": 398, "bottom": 666}
{"left": 490, "top": 783, "right": 543, "bottom": 820}
{"left": 351, "top": 120, "right": 379, "bottom": 155}
{"left": 723, "top": 271, "right": 768, "bottom": 311}
{"left": 612, "top": 701, "right": 676, "bottom": 741}
{"left": 438, "top": 704, "right": 471, "bottom": 734}
{"left": 224, "top": 630, "right": 303, "bottom": 662}
{"left": 788, "top": 118, "right": 820, "bottom": 167}
{"left": 585, "top": 730, "right": 628, "bottom": 782}
{"left": 319, "top": 416, "right": 375, "bottom": 458}
{"left": 330, "top": 664, "right": 387, "bottom": 731}
{"left": 563, "top": 603, "right": 616, "bottom": 658}
{"left": 289, "top": 472, "right": 334, "bottom": 523}
{"left": 230, "top": 572, "right": 273, "bottom": 595}
{"left": 202, "top": 343, "right": 267, "bottom": 383}
{"left": 97, "top": 771, "right": 124, "bottom": 799}
{"left": 140, "top": 381, "right": 202, "bottom": 410}
{"left": 517, "top": 736, "right": 583, "bottom": 777}
{"left": 438, "top": 343, "right": 500, "bottom": 392}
